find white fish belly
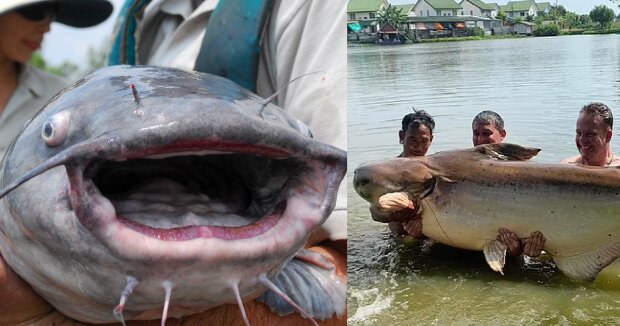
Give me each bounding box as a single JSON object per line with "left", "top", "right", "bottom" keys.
{"left": 421, "top": 180, "right": 620, "bottom": 257}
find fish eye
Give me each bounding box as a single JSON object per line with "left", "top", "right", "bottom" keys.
{"left": 41, "top": 111, "right": 71, "bottom": 147}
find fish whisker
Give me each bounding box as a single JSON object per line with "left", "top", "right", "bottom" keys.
{"left": 161, "top": 280, "right": 172, "bottom": 326}
{"left": 231, "top": 281, "right": 250, "bottom": 326}
{"left": 113, "top": 276, "right": 138, "bottom": 326}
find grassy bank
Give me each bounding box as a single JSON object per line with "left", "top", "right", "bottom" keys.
{"left": 561, "top": 28, "right": 620, "bottom": 35}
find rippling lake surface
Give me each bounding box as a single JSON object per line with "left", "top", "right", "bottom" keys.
{"left": 347, "top": 35, "right": 620, "bottom": 325}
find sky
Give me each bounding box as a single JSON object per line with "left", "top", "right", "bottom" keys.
{"left": 43, "top": 0, "right": 620, "bottom": 67}
{"left": 42, "top": 0, "right": 125, "bottom": 66}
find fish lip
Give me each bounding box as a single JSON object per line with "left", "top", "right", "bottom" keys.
{"left": 64, "top": 140, "right": 341, "bottom": 260}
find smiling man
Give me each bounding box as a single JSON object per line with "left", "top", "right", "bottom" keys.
{"left": 561, "top": 102, "right": 620, "bottom": 167}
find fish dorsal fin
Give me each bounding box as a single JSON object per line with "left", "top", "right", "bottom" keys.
{"left": 475, "top": 143, "right": 541, "bottom": 161}
{"left": 553, "top": 239, "right": 620, "bottom": 281}
{"left": 257, "top": 248, "right": 346, "bottom": 320}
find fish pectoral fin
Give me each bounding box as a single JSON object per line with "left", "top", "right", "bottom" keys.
{"left": 476, "top": 143, "right": 541, "bottom": 161}
{"left": 483, "top": 240, "right": 508, "bottom": 275}
{"left": 257, "top": 249, "right": 346, "bottom": 320}
{"left": 553, "top": 239, "right": 620, "bottom": 281}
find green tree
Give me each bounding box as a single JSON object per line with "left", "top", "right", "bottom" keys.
{"left": 30, "top": 52, "right": 79, "bottom": 78}
{"left": 376, "top": 4, "right": 407, "bottom": 31}
{"left": 564, "top": 12, "right": 579, "bottom": 30}
{"left": 578, "top": 14, "right": 592, "bottom": 27}
{"left": 496, "top": 10, "right": 507, "bottom": 25}
{"left": 590, "top": 5, "right": 615, "bottom": 29}
{"left": 550, "top": 4, "right": 567, "bottom": 17}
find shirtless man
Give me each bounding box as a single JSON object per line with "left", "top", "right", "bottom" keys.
{"left": 471, "top": 110, "right": 545, "bottom": 257}
{"left": 561, "top": 102, "right": 620, "bottom": 167}
{"left": 370, "top": 110, "right": 436, "bottom": 238}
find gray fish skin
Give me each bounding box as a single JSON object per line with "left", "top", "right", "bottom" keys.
{"left": 0, "top": 66, "right": 346, "bottom": 322}
{"left": 353, "top": 143, "right": 620, "bottom": 281}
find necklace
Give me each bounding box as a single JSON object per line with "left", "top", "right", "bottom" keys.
{"left": 607, "top": 154, "right": 614, "bottom": 166}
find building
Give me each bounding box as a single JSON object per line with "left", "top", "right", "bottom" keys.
{"left": 501, "top": 1, "right": 539, "bottom": 19}
{"left": 393, "top": 3, "right": 416, "bottom": 17}
{"left": 347, "top": 0, "right": 389, "bottom": 34}
{"left": 413, "top": 0, "right": 463, "bottom": 17}
{"left": 512, "top": 21, "right": 536, "bottom": 34}
{"left": 459, "top": 0, "right": 498, "bottom": 18}
{"left": 536, "top": 2, "right": 551, "bottom": 16}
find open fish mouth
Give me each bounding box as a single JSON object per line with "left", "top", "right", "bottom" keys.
{"left": 64, "top": 141, "right": 331, "bottom": 243}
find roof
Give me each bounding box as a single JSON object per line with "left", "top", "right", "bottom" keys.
{"left": 537, "top": 2, "right": 550, "bottom": 12}
{"left": 408, "top": 15, "right": 494, "bottom": 22}
{"left": 500, "top": 1, "right": 538, "bottom": 12}
{"left": 515, "top": 21, "right": 536, "bottom": 26}
{"left": 423, "top": 0, "right": 463, "bottom": 10}
{"left": 347, "top": 0, "right": 387, "bottom": 12}
{"left": 464, "top": 0, "right": 495, "bottom": 10}
{"left": 379, "top": 23, "right": 400, "bottom": 33}
{"left": 393, "top": 3, "right": 415, "bottom": 13}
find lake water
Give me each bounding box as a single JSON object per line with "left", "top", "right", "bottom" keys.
{"left": 348, "top": 35, "right": 620, "bottom": 325}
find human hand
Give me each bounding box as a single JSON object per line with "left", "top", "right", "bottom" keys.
{"left": 0, "top": 252, "right": 53, "bottom": 325}
{"left": 523, "top": 231, "right": 545, "bottom": 257}
{"left": 378, "top": 192, "right": 414, "bottom": 212}
{"left": 402, "top": 219, "right": 424, "bottom": 239}
{"left": 497, "top": 228, "right": 522, "bottom": 256}
{"left": 0, "top": 246, "right": 346, "bottom": 326}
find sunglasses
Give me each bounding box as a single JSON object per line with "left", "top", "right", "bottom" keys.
{"left": 15, "top": 2, "right": 56, "bottom": 21}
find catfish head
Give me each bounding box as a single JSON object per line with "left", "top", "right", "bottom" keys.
{"left": 0, "top": 66, "right": 346, "bottom": 323}
{"left": 353, "top": 157, "right": 436, "bottom": 206}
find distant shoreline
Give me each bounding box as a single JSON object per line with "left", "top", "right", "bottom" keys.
{"left": 348, "top": 28, "right": 620, "bottom": 46}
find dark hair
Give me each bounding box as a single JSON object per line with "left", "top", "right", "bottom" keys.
{"left": 472, "top": 110, "right": 504, "bottom": 130}
{"left": 580, "top": 102, "right": 613, "bottom": 130}
{"left": 401, "top": 109, "right": 435, "bottom": 134}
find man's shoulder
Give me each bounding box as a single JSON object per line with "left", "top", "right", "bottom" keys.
{"left": 608, "top": 154, "right": 620, "bottom": 167}
{"left": 560, "top": 155, "right": 581, "bottom": 165}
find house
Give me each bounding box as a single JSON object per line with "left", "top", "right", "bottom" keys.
{"left": 347, "top": 0, "right": 388, "bottom": 21}
{"left": 537, "top": 2, "right": 551, "bottom": 16}
{"left": 406, "top": 15, "right": 500, "bottom": 39}
{"left": 500, "top": 1, "right": 539, "bottom": 19}
{"left": 394, "top": 3, "right": 416, "bottom": 17}
{"left": 413, "top": 0, "right": 462, "bottom": 17}
{"left": 512, "top": 20, "right": 536, "bottom": 34}
{"left": 347, "top": 0, "right": 389, "bottom": 33}
{"left": 459, "top": 0, "right": 497, "bottom": 18}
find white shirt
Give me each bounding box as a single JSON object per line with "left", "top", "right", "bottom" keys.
{"left": 133, "top": 0, "right": 347, "bottom": 241}
{"left": 0, "top": 65, "right": 68, "bottom": 159}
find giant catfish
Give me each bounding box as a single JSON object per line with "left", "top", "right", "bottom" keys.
{"left": 353, "top": 143, "right": 620, "bottom": 281}
{"left": 0, "top": 65, "right": 346, "bottom": 324}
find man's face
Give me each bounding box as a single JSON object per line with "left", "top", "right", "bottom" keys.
{"left": 399, "top": 124, "right": 433, "bottom": 157}
{"left": 575, "top": 113, "right": 611, "bottom": 163}
{"left": 472, "top": 122, "right": 505, "bottom": 146}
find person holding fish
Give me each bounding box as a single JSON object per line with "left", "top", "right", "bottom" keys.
{"left": 0, "top": 0, "right": 113, "bottom": 158}
{"left": 561, "top": 102, "right": 620, "bottom": 167}
{"left": 470, "top": 111, "right": 546, "bottom": 258}
{"left": 369, "top": 109, "right": 435, "bottom": 238}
